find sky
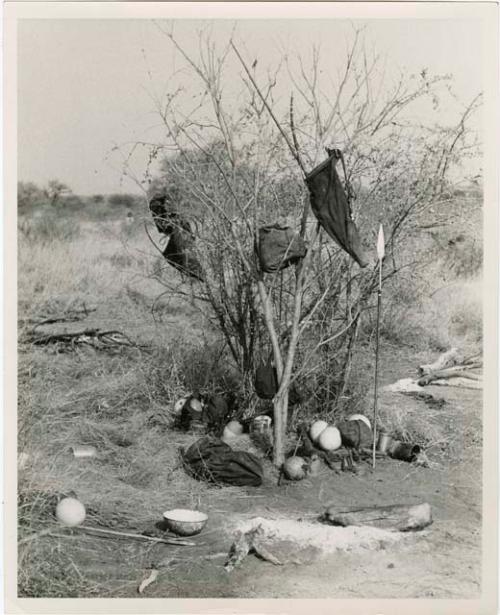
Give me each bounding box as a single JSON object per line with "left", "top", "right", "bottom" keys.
{"left": 18, "top": 17, "right": 484, "bottom": 195}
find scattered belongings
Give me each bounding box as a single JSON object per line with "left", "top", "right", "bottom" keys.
{"left": 317, "top": 426, "right": 342, "bottom": 452}
{"left": 181, "top": 436, "right": 264, "bottom": 487}
{"left": 254, "top": 362, "right": 277, "bottom": 400}
{"left": 309, "top": 420, "right": 329, "bottom": 444}
{"left": 324, "top": 502, "right": 432, "bottom": 532}
{"left": 176, "top": 395, "right": 205, "bottom": 432}
{"left": 224, "top": 420, "right": 244, "bottom": 437}
{"left": 282, "top": 456, "right": 308, "bottom": 481}
{"left": 254, "top": 361, "right": 303, "bottom": 405}
{"left": 71, "top": 445, "right": 97, "bottom": 459}
{"left": 55, "top": 497, "right": 86, "bottom": 527}
{"left": 347, "top": 414, "right": 372, "bottom": 430}
{"left": 337, "top": 420, "right": 372, "bottom": 451}
{"left": 162, "top": 509, "right": 208, "bottom": 537}
{"left": 305, "top": 148, "right": 368, "bottom": 268}
{"left": 54, "top": 497, "right": 85, "bottom": 526}
{"left": 295, "top": 418, "right": 425, "bottom": 473}
{"left": 376, "top": 430, "right": 393, "bottom": 454}
{"left": 222, "top": 421, "right": 246, "bottom": 445}
{"left": 387, "top": 441, "right": 421, "bottom": 462}
{"left": 250, "top": 415, "right": 272, "bottom": 436}
{"left": 257, "top": 224, "right": 307, "bottom": 273}
{"left": 204, "top": 395, "right": 232, "bottom": 432}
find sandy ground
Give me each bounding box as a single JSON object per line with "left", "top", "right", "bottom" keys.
{"left": 18, "top": 306, "right": 482, "bottom": 599}
{"left": 98, "top": 384, "right": 481, "bottom": 599}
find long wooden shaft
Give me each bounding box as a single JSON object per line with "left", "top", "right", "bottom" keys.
{"left": 77, "top": 525, "right": 196, "bottom": 546}
{"left": 372, "top": 260, "right": 383, "bottom": 469}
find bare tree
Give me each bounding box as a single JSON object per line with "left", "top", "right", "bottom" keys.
{"left": 44, "top": 179, "right": 71, "bottom": 207}
{"left": 125, "top": 22, "right": 481, "bottom": 466}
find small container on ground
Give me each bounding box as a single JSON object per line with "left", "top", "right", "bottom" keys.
{"left": 162, "top": 509, "right": 208, "bottom": 536}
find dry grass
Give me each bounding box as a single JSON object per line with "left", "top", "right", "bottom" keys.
{"left": 17, "top": 209, "right": 483, "bottom": 597}
{"left": 17, "top": 215, "right": 238, "bottom": 596}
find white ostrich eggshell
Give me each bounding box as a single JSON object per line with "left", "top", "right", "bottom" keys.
{"left": 318, "top": 426, "right": 342, "bottom": 451}
{"left": 55, "top": 497, "right": 86, "bottom": 527}
{"left": 226, "top": 420, "right": 244, "bottom": 436}
{"left": 347, "top": 414, "right": 372, "bottom": 430}
{"left": 309, "top": 420, "right": 329, "bottom": 443}
{"left": 174, "top": 396, "right": 189, "bottom": 414}
{"left": 222, "top": 425, "right": 238, "bottom": 443}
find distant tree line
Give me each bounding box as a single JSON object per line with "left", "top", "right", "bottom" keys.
{"left": 17, "top": 180, "right": 143, "bottom": 216}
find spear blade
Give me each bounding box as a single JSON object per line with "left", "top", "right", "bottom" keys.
{"left": 377, "top": 224, "right": 385, "bottom": 262}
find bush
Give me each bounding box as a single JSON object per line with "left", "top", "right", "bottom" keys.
{"left": 18, "top": 182, "right": 46, "bottom": 213}
{"left": 107, "top": 193, "right": 139, "bottom": 209}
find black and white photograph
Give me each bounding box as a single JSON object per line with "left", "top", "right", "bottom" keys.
{"left": 5, "top": 2, "right": 498, "bottom": 612}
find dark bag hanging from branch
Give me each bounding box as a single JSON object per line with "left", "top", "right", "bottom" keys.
{"left": 149, "top": 193, "right": 191, "bottom": 236}
{"left": 254, "top": 362, "right": 303, "bottom": 405}
{"left": 305, "top": 150, "right": 368, "bottom": 268}
{"left": 257, "top": 225, "right": 307, "bottom": 273}
{"left": 182, "top": 437, "right": 263, "bottom": 487}
{"left": 163, "top": 228, "right": 204, "bottom": 282}
{"left": 254, "top": 362, "right": 278, "bottom": 400}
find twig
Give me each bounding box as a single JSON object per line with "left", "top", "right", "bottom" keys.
{"left": 76, "top": 525, "right": 197, "bottom": 546}
{"left": 231, "top": 41, "right": 307, "bottom": 177}
{"left": 19, "top": 528, "right": 54, "bottom": 545}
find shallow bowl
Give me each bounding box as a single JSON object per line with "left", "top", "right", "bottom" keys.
{"left": 162, "top": 509, "right": 208, "bottom": 536}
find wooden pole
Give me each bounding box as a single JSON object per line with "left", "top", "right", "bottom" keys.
{"left": 372, "top": 225, "right": 385, "bottom": 469}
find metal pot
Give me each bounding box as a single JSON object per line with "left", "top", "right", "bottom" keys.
{"left": 388, "top": 440, "right": 421, "bottom": 462}
{"left": 251, "top": 415, "right": 272, "bottom": 435}
{"left": 376, "top": 430, "right": 393, "bottom": 454}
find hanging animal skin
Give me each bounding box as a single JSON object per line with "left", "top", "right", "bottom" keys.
{"left": 305, "top": 151, "right": 368, "bottom": 268}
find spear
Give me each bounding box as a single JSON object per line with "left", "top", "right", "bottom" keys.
{"left": 372, "top": 224, "right": 385, "bottom": 469}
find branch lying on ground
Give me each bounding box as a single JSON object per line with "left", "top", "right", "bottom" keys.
{"left": 22, "top": 328, "right": 144, "bottom": 352}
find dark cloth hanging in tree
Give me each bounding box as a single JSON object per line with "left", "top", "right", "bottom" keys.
{"left": 163, "top": 228, "right": 204, "bottom": 282}
{"left": 257, "top": 225, "right": 307, "bottom": 273}
{"left": 149, "top": 193, "right": 191, "bottom": 236}
{"left": 305, "top": 150, "right": 368, "bottom": 268}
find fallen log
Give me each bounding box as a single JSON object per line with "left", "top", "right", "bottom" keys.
{"left": 418, "top": 367, "right": 481, "bottom": 386}
{"left": 324, "top": 502, "right": 432, "bottom": 532}
{"left": 23, "top": 327, "right": 142, "bottom": 351}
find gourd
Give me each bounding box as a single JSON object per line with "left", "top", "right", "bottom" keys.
{"left": 283, "top": 456, "right": 307, "bottom": 481}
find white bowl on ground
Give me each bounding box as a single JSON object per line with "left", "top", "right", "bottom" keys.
{"left": 162, "top": 509, "right": 208, "bottom": 536}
